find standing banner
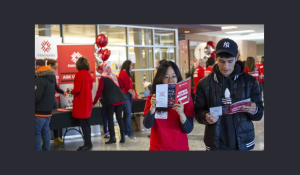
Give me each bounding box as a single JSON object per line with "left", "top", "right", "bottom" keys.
{"left": 56, "top": 45, "right": 96, "bottom": 108}
{"left": 35, "top": 37, "right": 62, "bottom": 60}
{"left": 35, "top": 36, "right": 62, "bottom": 105}
{"left": 56, "top": 44, "right": 100, "bottom": 138}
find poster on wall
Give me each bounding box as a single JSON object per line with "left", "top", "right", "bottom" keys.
{"left": 56, "top": 45, "right": 96, "bottom": 107}
{"left": 35, "top": 37, "right": 62, "bottom": 60}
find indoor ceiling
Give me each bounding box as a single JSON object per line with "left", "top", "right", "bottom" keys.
{"left": 199, "top": 24, "right": 264, "bottom": 44}
{"left": 130, "top": 24, "right": 264, "bottom": 44}
{"left": 35, "top": 24, "right": 264, "bottom": 44}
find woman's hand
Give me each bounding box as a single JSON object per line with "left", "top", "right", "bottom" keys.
{"left": 172, "top": 100, "right": 186, "bottom": 124}
{"left": 150, "top": 94, "right": 157, "bottom": 115}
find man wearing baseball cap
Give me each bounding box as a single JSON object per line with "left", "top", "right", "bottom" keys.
{"left": 194, "top": 38, "right": 264, "bottom": 151}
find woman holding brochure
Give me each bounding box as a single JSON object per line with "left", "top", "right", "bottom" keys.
{"left": 143, "top": 61, "right": 194, "bottom": 151}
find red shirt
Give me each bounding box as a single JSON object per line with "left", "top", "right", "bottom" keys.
{"left": 119, "top": 70, "right": 133, "bottom": 93}
{"left": 143, "top": 94, "right": 194, "bottom": 151}
{"left": 244, "top": 66, "right": 261, "bottom": 84}
{"left": 205, "top": 66, "right": 213, "bottom": 76}
{"left": 193, "top": 66, "right": 205, "bottom": 94}
{"left": 258, "top": 64, "right": 264, "bottom": 83}
{"left": 93, "top": 78, "right": 123, "bottom": 106}
{"left": 72, "top": 70, "right": 93, "bottom": 119}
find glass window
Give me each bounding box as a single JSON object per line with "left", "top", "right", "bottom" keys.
{"left": 35, "top": 24, "right": 39, "bottom": 36}
{"left": 154, "top": 30, "right": 175, "bottom": 46}
{"left": 129, "top": 28, "right": 152, "bottom": 45}
{"left": 154, "top": 47, "right": 176, "bottom": 64}
{"left": 51, "top": 24, "right": 60, "bottom": 37}
{"left": 105, "top": 46, "right": 127, "bottom": 71}
{"left": 35, "top": 24, "right": 60, "bottom": 37}
{"left": 98, "top": 25, "right": 126, "bottom": 45}
{"left": 131, "top": 70, "right": 155, "bottom": 96}
{"left": 129, "top": 47, "right": 153, "bottom": 69}
{"left": 64, "top": 25, "right": 95, "bottom": 44}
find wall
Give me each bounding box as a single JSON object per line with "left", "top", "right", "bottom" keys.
{"left": 179, "top": 34, "right": 257, "bottom": 78}
{"left": 256, "top": 44, "right": 264, "bottom": 56}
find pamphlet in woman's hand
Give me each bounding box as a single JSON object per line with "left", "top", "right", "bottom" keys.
{"left": 155, "top": 78, "right": 191, "bottom": 108}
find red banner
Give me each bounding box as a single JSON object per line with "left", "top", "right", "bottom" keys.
{"left": 57, "top": 45, "right": 95, "bottom": 85}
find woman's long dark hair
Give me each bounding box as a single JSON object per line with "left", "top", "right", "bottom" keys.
{"left": 245, "top": 56, "right": 255, "bottom": 72}
{"left": 151, "top": 61, "right": 183, "bottom": 112}
{"left": 120, "top": 60, "right": 132, "bottom": 77}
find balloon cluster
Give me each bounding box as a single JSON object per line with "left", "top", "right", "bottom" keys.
{"left": 204, "top": 41, "right": 216, "bottom": 58}
{"left": 94, "top": 34, "right": 111, "bottom": 64}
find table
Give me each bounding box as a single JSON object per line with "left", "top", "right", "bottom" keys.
{"left": 49, "top": 99, "right": 147, "bottom": 143}
{"left": 50, "top": 107, "right": 103, "bottom": 143}
{"left": 131, "top": 99, "right": 147, "bottom": 113}
{"left": 131, "top": 99, "right": 147, "bottom": 130}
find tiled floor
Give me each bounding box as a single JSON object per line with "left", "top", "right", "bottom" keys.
{"left": 50, "top": 114, "right": 264, "bottom": 151}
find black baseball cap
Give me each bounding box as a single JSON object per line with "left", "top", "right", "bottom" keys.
{"left": 215, "top": 38, "right": 238, "bottom": 57}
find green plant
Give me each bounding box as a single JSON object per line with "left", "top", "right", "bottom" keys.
{"left": 185, "top": 66, "right": 196, "bottom": 87}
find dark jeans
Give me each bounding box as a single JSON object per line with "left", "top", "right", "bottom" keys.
{"left": 35, "top": 116, "right": 51, "bottom": 151}
{"left": 123, "top": 93, "right": 133, "bottom": 135}
{"left": 100, "top": 99, "right": 109, "bottom": 134}
{"left": 106, "top": 104, "right": 125, "bottom": 138}
{"left": 79, "top": 119, "right": 92, "bottom": 147}
{"left": 260, "top": 82, "right": 264, "bottom": 100}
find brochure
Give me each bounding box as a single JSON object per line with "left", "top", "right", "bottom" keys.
{"left": 155, "top": 78, "right": 191, "bottom": 119}
{"left": 155, "top": 78, "right": 191, "bottom": 108}
{"left": 56, "top": 108, "right": 71, "bottom": 112}
{"left": 229, "top": 98, "right": 251, "bottom": 114}
{"left": 210, "top": 98, "right": 252, "bottom": 116}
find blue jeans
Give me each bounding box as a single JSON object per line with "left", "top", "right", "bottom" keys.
{"left": 35, "top": 116, "right": 51, "bottom": 151}
{"left": 100, "top": 99, "right": 109, "bottom": 134}
{"left": 123, "top": 93, "right": 133, "bottom": 135}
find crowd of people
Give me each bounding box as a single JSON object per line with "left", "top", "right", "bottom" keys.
{"left": 35, "top": 38, "right": 264, "bottom": 151}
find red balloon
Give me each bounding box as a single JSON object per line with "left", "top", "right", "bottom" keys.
{"left": 207, "top": 41, "right": 215, "bottom": 49}
{"left": 211, "top": 51, "right": 216, "bottom": 58}
{"left": 97, "top": 48, "right": 103, "bottom": 55}
{"left": 95, "top": 34, "right": 108, "bottom": 48}
{"left": 101, "top": 49, "right": 111, "bottom": 62}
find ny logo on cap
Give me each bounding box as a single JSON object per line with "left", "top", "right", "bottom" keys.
{"left": 223, "top": 42, "right": 230, "bottom": 48}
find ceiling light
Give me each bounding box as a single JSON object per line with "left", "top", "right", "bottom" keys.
{"left": 247, "top": 33, "right": 264, "bottom": 36}
{"left": 184, "top": 31, "right": 190, "bottom": 33}
{"left": 221, "top": 26, "right": 238, "bottom": 30}
{"left": 225, "top": 30, "right": 255, "bottom": 34}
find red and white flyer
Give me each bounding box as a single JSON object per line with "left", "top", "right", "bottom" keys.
{"left": 229, "top": 98, "right": 252, "bottom": 114}
{"left": 56, "top": 108, "right": 71, "bottom": 112}
{"left": 175, "top": 77, "right": 191, "bottom": 105}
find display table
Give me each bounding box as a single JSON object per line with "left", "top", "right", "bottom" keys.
{"left": 131, "top": 99, "right": 147, "bottom": 113}
{"left": 49, "top": 99, "right": 147, "bottom": 143}
{"left": 131, "top": 99, "right": 147, "bottom": 131}
{"left": 50, "top": 107, "right": 103, "bottom": 143}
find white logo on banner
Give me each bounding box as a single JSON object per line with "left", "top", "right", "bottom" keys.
{"left": 71, "top": 52, "right": 82, "bottom": 63}
{"left": 223, "top": 42, "right": 230, "bottom": 48}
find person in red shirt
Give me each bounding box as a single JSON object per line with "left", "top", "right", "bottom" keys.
{"left": 258, "top": 56, "right": 264, "bottom": 100}
{"left": 193, "top": 58, "right": 205, "bottom": 94}
{"left": 71, "top": 57, "right": 93, "bottom": 151}
{"left": 244, "top": 56, "right": 262, "bottom": 84}
{"left": 143, "top": 61, "right": 194, "bottom": 150}
{"left": 118, "top": 60, "right": 137, "bottom": 140}
{"left": 93, "top": 62, "right": 126, "bottom": 144}
{"left": 205, "top": 57, "right": 215, "bottom": 76}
